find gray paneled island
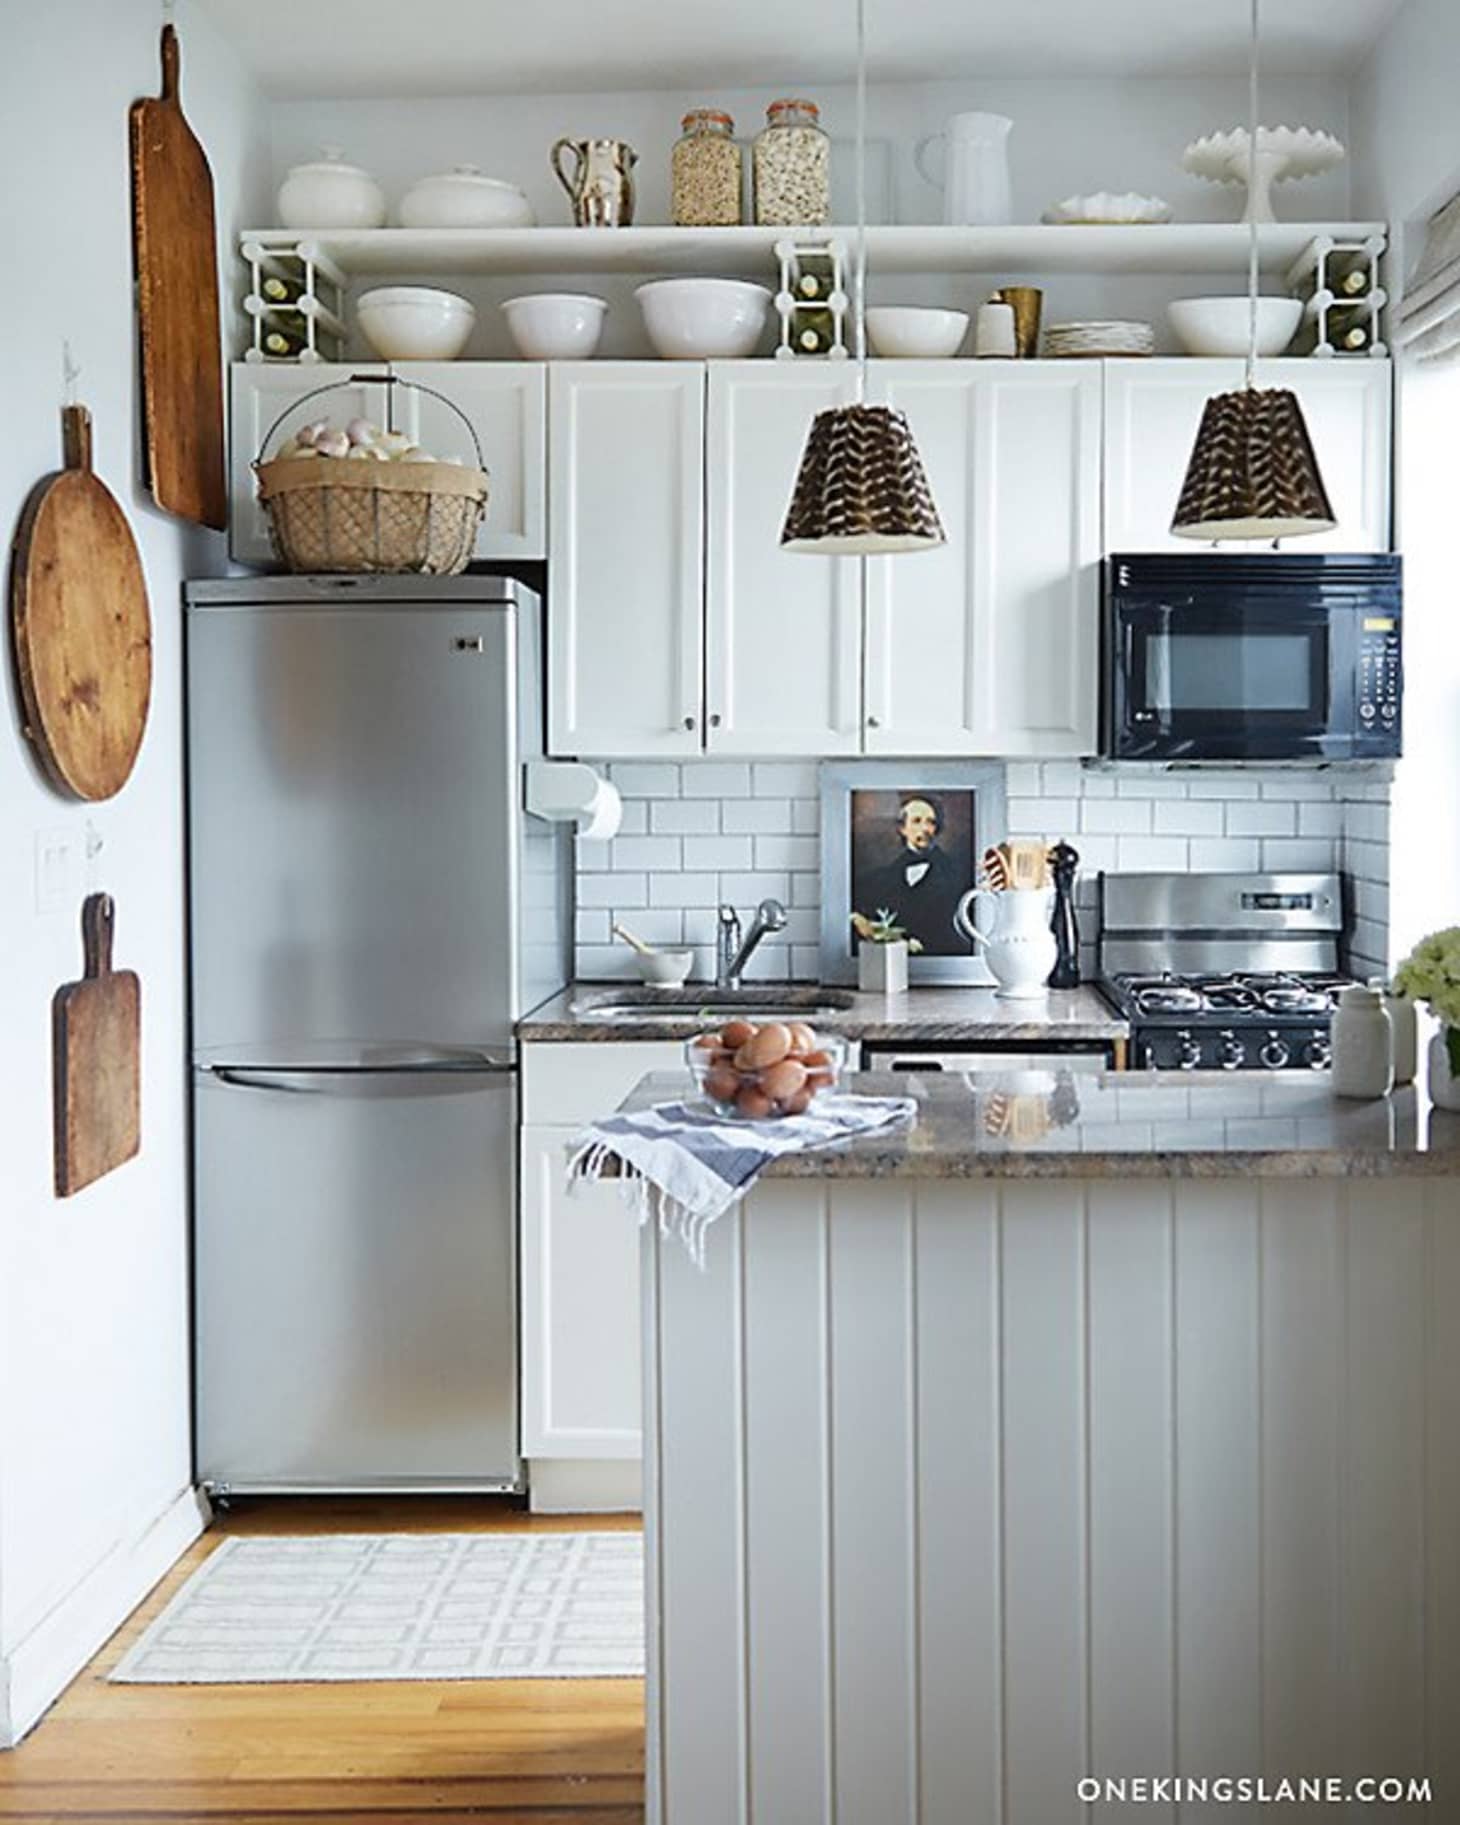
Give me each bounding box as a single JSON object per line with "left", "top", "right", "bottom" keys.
{"left": 630, "top": 1069, "right": 1460, "bottom": 1825}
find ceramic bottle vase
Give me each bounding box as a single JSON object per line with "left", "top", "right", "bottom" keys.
{"left": 954, "top": 886, "right": 1057, "bottom": 999}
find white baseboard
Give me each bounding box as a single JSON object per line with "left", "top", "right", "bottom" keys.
{"left": 0, "top": 1484, "right": 209, "bottom": 1747}
{"left": 528, "top": 1458, "right": 642, "bottom": 1515}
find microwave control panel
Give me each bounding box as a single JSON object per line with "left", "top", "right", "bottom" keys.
{"left": 1358, "top": 615, "right": 1401, "bottom": 733}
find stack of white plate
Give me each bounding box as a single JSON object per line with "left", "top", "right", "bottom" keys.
{"left": 1044, "top": 320, "right": 1155, "bottom": 358}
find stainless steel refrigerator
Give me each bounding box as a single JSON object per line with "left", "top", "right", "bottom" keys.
{"left": 184, "top": 575, "right": 570, "bottom": 1495}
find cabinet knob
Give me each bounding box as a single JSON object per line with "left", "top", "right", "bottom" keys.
{"left": 866, "top": 714, "right": 881, "bottom": 728}
{"left": 709, "top": 713, "right": 722, "bottom": 728}
{"left": 683, "top": 715, "right": 697, "bottom": 731}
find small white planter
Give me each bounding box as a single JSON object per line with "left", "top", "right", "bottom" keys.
{"left": 858, "top": 940, "right": 909, "bottom": 996}
{"left": 1429, "top": 1028, "right": 1460, "bottom": 1112}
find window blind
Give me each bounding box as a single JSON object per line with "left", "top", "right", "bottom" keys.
{"left": 1396, "top": 191, "right": 1460, "bottom": 363}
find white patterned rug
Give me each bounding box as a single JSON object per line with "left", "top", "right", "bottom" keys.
{"left": 111, "top": 1531, "right": 644, "bottom": 1684}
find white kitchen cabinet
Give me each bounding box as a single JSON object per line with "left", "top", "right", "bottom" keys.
{"left": 389, "top": 362, "right": 546, "bottom": 560}
{"left": 548, "top": 364, "right": 705, "bottom": 758}
{"left": 1103, "top": 357, "right": 1392, "bottom": 554}
{"left": 705, "top": 362, "right": 863, "bottom": 755}
{"left": 864, "top": 361, "right": 1102, "bottom": 758}
{"left": 229, "top": 362, "right": 388, "bottom": 565}
{"left": 519, "top": 1041, "right": 684, "bottom": 1469}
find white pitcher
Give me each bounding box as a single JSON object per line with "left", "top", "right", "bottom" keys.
{"left": 954, "top": 886, "right": 1056, "bottom": 1000}
{"left": 914, "top": 112, "right": 1013, "bottom": 226}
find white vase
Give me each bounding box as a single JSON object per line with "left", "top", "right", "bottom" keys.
{"left": 1429, "top": 1028, "right": 1460, "bottom": 1112}
{"left": 953, "top": 886, "right": 1057, "bottom": 1000}
{"left": 858, "top": 940, "right": 908, "bottom": 996}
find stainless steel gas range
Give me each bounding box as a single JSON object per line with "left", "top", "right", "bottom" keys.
{"left": 1098, "top": 872, "right": 1358, "bottom": 1073}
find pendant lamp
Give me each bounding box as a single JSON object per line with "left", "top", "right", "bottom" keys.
{"left": 1171, "top": 0, "right": 1335, "bottom": 542}
{"left": 780, "top": 0, "right": 944, "bottom": 553}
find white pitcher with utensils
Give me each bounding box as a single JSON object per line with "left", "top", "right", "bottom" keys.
{"left": 915, "top": 112, "right": 1013, "bottom": 226}
{"left": 954, "top": 886, "right": 1057, "bottom": 999}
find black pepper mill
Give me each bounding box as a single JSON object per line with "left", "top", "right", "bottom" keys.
{"left": 1049, "top": 841, "right": 1081, "bottom": 989}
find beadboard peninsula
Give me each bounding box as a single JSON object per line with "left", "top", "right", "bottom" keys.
{"left": 636, "top": 1069, "right": 1460, "bottom": 1825}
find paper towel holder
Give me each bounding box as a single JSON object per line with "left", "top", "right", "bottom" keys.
{"left": 524, "top": 761, "right": 622, "bottom": 841}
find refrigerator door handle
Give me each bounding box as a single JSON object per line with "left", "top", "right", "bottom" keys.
{"left": 209, "top": 1066, "right": 510, "bottom": 1099}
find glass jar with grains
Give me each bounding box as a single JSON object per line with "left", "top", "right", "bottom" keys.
{"left": 672, "top": 109, "right": 743, "bottom": 226}
{"left": 753, "top": 99, "right": 830, "bottom": 226}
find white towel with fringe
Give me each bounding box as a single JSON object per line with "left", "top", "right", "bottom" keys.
{"left": 568, "top": 1094, "right": 916, "bottom": 1265}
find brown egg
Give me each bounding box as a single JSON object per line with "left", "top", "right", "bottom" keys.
{"left": 802, "top": 1048, "right": 836, "bottom": 1089}
{"left": 736, "top": 1085, "right": 775, "bottom": 1120}
{"left": 705, "top": 1065, "right": 741, "bottom": 1106}
{"left": 693, "top": 1033, "right": 721, "bottom": 1052}
{"left": 780, "top": 1089, "right": 813, "bottom": 1116}
{"left": 787, "top": 1022, "right": 817, "bottom": 1056}
{"left": 720, "top": 1018, "right": 756, "bottom": 1051}
{"left": 760, "top": 1058, "right": 808, "bottom": 1104}
{"left": 740, "top": 1023, "right": 793, "bottom": 1070}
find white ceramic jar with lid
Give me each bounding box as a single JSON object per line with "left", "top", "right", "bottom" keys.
{"left": 277, "top": 148, "right": 386, "bottom": 229}
{"left": 397, "top": 166, "right": 536, "bottom": 229}
{"left": 1331, "top": 984, "right": 1394, "bottom": 1099}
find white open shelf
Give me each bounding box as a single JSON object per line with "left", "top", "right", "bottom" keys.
{"left": 240, "top": 222, "right": 1388, "bottom": 281}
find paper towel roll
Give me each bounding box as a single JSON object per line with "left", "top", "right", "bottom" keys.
{"left": 578, "top": 777, "right": 622, "bottom": 842}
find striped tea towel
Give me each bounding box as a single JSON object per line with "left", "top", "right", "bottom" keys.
{"left": 568, "top": 1094, "right": 916, "bottom": 1265}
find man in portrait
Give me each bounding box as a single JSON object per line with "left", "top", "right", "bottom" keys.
{"left": 852, "top": 793, "right": 972, "bottom": 956}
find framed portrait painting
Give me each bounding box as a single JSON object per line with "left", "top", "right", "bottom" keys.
{"left": 819, "top": 761, "right": 1007, "bottom": 985}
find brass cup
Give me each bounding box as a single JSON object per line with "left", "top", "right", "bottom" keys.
{"left": 992, "top": 286, "right": 1043, "bottom": 358}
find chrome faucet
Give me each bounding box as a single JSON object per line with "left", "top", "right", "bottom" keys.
{"left": 716, "top": 898, "right": 788, "bottom": 990}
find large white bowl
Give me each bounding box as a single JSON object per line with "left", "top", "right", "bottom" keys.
{"left": 866, "top": 306, "right": 970, "bottom": 358}
{"left": 397, "top": 166, "right": 535, "bottom": 229}
{"left": 356, "top": 286, "right": 476, "bottom": 360}
{"left": 1167, "top": 296, "right": 1303, "bottom": 357}
{"left": 636, "top": 279, "right": 771, "bottom": 360}
{"left": 502, "top": 293, "right": 607, "bottom": 360}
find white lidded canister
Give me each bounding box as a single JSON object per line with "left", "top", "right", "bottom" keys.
{"left": 1369, "top": 978, "right": 1417, "bottom": 1087}
{"left": 1331, "top": 984, "right": 1394, "bottom": 1099}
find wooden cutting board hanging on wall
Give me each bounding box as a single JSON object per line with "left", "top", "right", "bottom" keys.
{"left": 9, "top": 404, "right": 153, "bottom": 800}
{"left": 53, "top": 894, "right": 142, "bottom": 1198}
{"left": 130, "top": 23, "right": 227, "bottom": 530}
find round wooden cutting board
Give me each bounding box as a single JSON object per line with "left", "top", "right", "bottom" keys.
{"left": 10, "top": 405, "right": 152, "bottom": 801}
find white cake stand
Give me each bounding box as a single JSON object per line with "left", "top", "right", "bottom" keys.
{"left": 1182, "top": 126, "right": 1346, "bottom": 223}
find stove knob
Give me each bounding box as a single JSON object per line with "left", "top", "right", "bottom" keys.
{"left": 1303, "top": 1036, "right": 1332, "bottom": 1071}
{"left": 1217, "top": 1030, "right": 1246, "bottom": 1071}
{"left": 1176, "top": 1031, "right": 1201, "bottom": 1071}
{"left": 1260, "top": 1032, "right": 1291, "bottom": 1070}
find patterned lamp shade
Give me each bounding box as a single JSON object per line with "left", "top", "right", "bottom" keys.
{"left": 780, "top": 404, "right": 946, "bottom": 553}
{"left": 1171, "top": 386, "right": 1337, "bottom": 541}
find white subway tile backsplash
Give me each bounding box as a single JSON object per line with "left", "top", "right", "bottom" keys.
{"left": 791, "top": 944, "right": 823, "bottom": 980}
{"left": 1186, "top": 774, "right": 1261, "bottom": 800}
{"left": 1224, "top": 801, "right": 1296, "bottom": 837}
{"left": 1007, "top": 798, "right": 1079, "bottom": 835}
{"left": 619, "top": 910, "right": 685, "bottom": 946}
{"left": 1258, "top": 839, "right": 1337, "bottom": 873}
{"left": 613, "top": 799, "right": 649, "bottom": 836}
{"left": 721, "top": 871, "right": 793, "bottom": 905}
{"left": 791, "top": 872, "right": 820, "bottom": 907}
{"left": 1344, "top": 839, "right": 1390, "bottom": 884}
{"left": 1117, "top": 775, "right": 1187, "bottom": 799}
{"left": 753, "top": 762, "right": 820, "bottom": 797}
{"left": 578, "top": 872, "right": 647, "bottom": 908}
{"left": 792, "top": 799, "right": 820, "bottom": 835}
{"left": 575, "top": 909, "right": 612, "bottom": 945}
{"left": 1257, "top": 775, "right": 1335, "bottom": 800}
{"left": 1297, "top": 801, "right": 1344, "bottom": 837}
{"left": 682, "top": 835, "right": 754, "bottom": 870}
{"left": 1040, "top": 762, "right": 1085, "bottom": 795}
{"left": 723, "top": 799, "right": 795, "bottom": 834}
{"left": 1153, "top": 801, "right": 1225, "bottom": 837}
{"left": 649, "top": 871, "right": 722, "bottom": 907}
{"left": 1005, "top": 762, "right": 1043, "bottom": 796}
{"left": 612, "top": 835, "right": 682, "bottom": 871}
{"left": 1189, "top": 837, "right": 1262, "bottom": 872}
{"left": 1081, "top": 799, "right": 1153, "bottom": 835}
{"left": 682, "top": 762, "right": 753, "bottom": 798}
{"left": 651, "top": 799, "right": 720, "bottom": 835}
{"left": 754, "top": 835, "right": 819, "bottom": 871}
{"left": 606, "top": 762, "right": 680, "bottom": 797}
{"left": 1115, "top": 836, "right": 1190, "bottom": 870}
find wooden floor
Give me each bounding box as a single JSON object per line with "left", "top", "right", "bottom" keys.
{"left": 0, "top": 1497, "right": 645, "bottom": 1824}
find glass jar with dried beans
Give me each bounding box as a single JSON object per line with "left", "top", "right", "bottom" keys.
{"left": 753, "top": 99, "right": 830, "bottom": 227}
{"left": 672, "top": 110, "right": 743, "bottom": 226}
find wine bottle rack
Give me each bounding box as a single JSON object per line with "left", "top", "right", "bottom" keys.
{"left": 240, "top": 238, "right": 348, "bottom": 364}
{"left": 1286, "top": 232, "right": 1389, "bottom": 358}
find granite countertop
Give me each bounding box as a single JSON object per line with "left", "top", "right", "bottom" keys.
{"left": 617, "top": 1069, "right": 1460, "bottom": 1181}
{"left": 519, "top": 982, "right": 1128, "bottom": 1044}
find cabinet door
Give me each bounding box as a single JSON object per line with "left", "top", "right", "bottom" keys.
{"left": 865, "top": 361, "right": 1102, "bottom": 758}
{"left": 705, "top": 361, "right": 863, "bottom": 755}
{"left": 520, "top": 1124, "right": 641, "bottom": 1460}
{"left": 1104, "top": 357, "right": 1392, "bottom": 554}
{"left": 228, "top": 362, "right": 388, "bottom": 566}
{"left": 549, "top": 364, "right": 705, "bottom": 758}
{"left": 389, "top": 362, "right": 546, "bottom": 560}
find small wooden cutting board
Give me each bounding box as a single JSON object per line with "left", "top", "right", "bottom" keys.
{"left": 53, "top": 894, "right": 141, "bottom": 1198}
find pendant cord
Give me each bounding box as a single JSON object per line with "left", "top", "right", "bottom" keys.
{"left": 1246, "top": 0, "right": 1259, "bottom": 389}
{"left": 853, "top": 0, "right": 868, "bottom": 399}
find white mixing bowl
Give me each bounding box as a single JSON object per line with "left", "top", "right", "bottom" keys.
{"left": 502, "top": 293, "right": 608, "bottom": 360}
{"left": 866, "top": 306, "right": 970, "bottom": 358}
{"left": 1167, "top": 296, "right": 1303, "bottom": 357}
{"left": 356, "top": 286, "right": 476, "bottom": 360}
{"left": 636, "top": 279, "right": 772, "bottom": 360}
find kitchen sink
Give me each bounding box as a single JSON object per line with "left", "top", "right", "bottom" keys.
{"left": 570, "top": 987, "right": 857, "bottom": 1024}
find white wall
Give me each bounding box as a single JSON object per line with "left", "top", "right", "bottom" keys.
{"left": 269, "top": 74, "right": 1352, "bottom": 359}
{"left": 0, "top": 0, "right": 268, "bottom": 1744}
{"left": 1350, "top": 0, "right": 1460, "bottom": 973}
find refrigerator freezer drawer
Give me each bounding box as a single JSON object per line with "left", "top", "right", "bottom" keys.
{"left": 194, "top": 1064, "right": 518, "bottom": 1491}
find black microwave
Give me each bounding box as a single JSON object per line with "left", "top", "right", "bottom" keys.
{"left": 1103, "top": 553, "right": 1403, "bottom": 762}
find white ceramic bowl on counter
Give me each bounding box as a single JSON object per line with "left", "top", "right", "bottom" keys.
{"left": 277, "top": 148, "right": 387, "bottom": 229}
{"left": 865, "top": 306, "right": 970, "bottom": 357}
{"left": 1167, "top": 296, "right": 1304, "bottom": 357}
{"left": 397, "top": 166, "right": 536, "bottom": 229}
{"left": 636, "top": 278, "right": 772, "bottom": 360}
{"left": 356, "top": 286, "right": 476, "bottom": 360}
{"left": 501, "top": 293, "right": 608, "bottom": 359}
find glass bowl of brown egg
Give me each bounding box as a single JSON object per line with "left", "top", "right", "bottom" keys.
{"left": 685, "top": 1019, "right": 848, "bottom": 1120}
